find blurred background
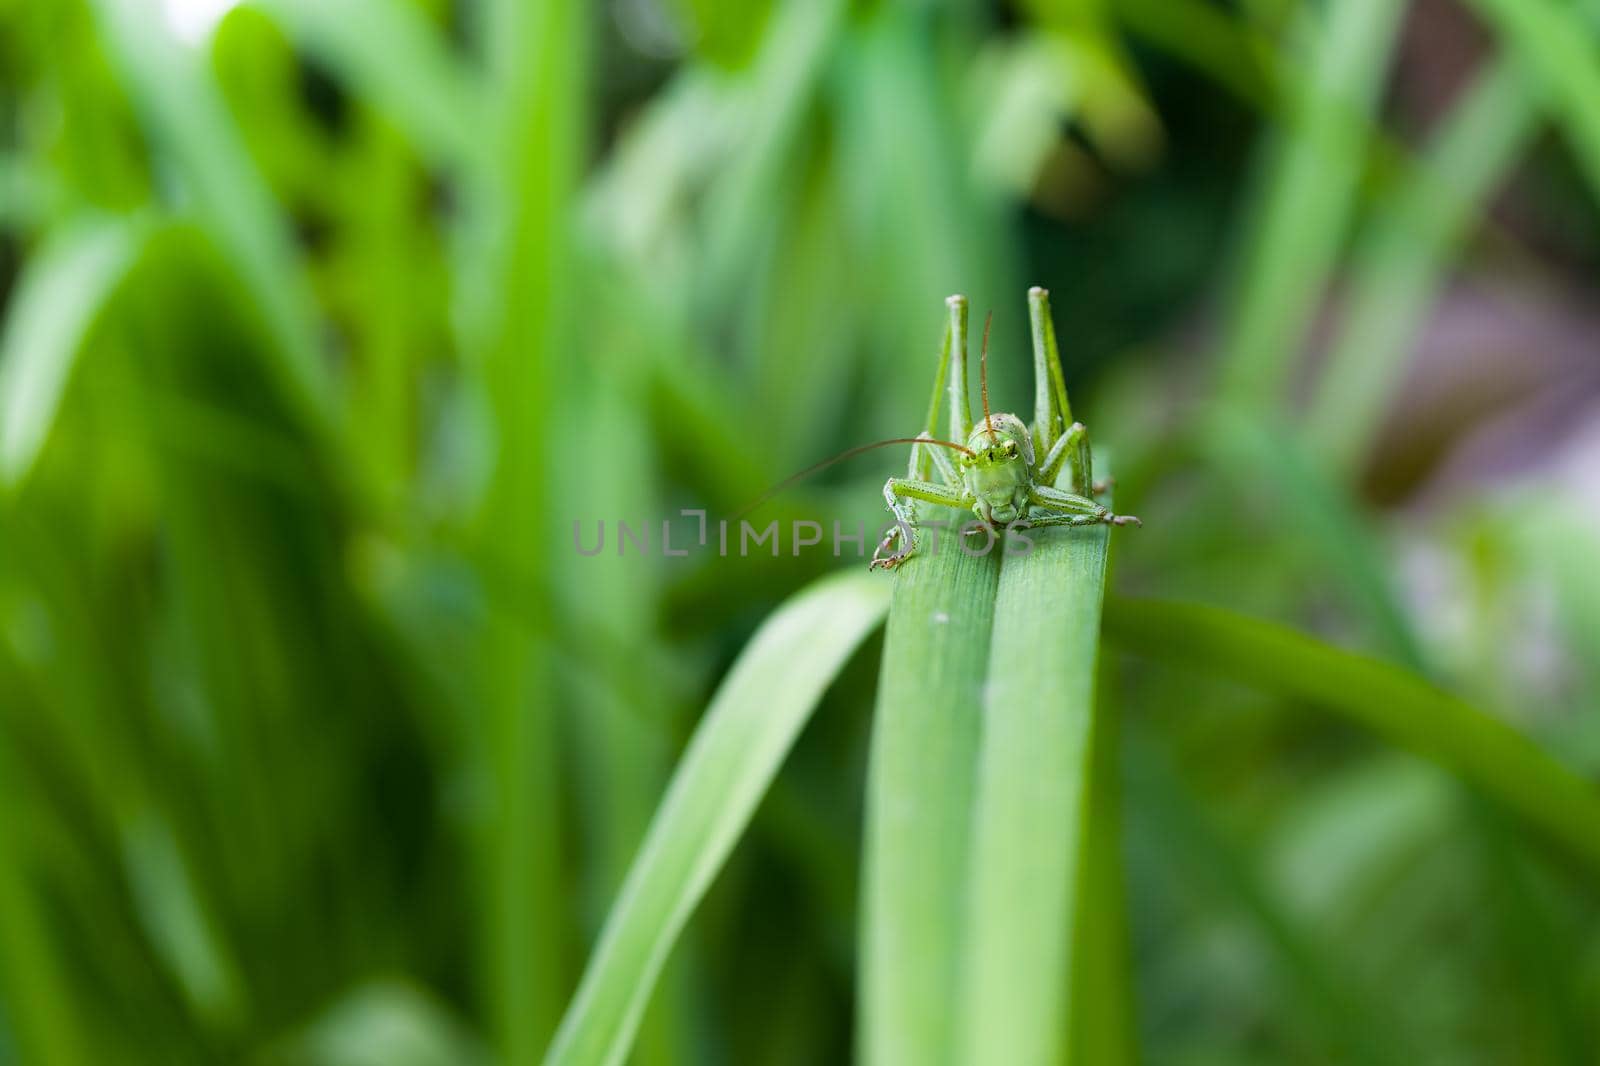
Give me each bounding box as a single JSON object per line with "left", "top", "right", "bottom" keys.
{"left": 3, "top": 0, "right": 1600, "bottom": 1062}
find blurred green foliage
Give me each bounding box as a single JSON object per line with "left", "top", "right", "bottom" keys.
{"left": 2, "top": 0, "right": 1600, "bottom": 1063}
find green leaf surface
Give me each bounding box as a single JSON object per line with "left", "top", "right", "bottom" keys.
{"left": 0, "top": 705, "right": 92, "bottom": 1066}
{"left": 1104, "top": 598, "right": 1600, "bottom": 870}
{"left": 1307, "top": 56, "right": 1543, "bottom": 476}
{"left": 1204, "top": 411, "right": 1426, "bottom": 670}
{"left": 861, "top": 544, "right": 999, "bottom": 1066}
{"left": 956, "top": 519, "right": 1110, "bottom": 1066}
{"left": 1126, "top": 732, "right": 1408, "bottom": 1065}
{"left": 0, "top": 214, "right": 146, "bottom": 487}
{"left": 468, "top": 0, "right": 589, "bottom": 1055}
{"left": 545, "top": 569, "right": 889, "bottom": 1066}
{"left": 698, "top": 0, "right": 844, "bottom": 312}
{"left": 90, "top": 0, "right": 332, "bottom": 424}
{"left": 1219, "top": 0, "right": 1404, "bottom": 407}
{"left": 249, "top": 0, "right": 485, "bottom": 173}
{"left": 864, "top": 460, "right": 1131, "bottom": 1066}
{"left": 1066, "top": 654, "right": 1137, "bottom": 1066}
{"left": 1466, "top": 0, "right": 1600, "bottom": 199}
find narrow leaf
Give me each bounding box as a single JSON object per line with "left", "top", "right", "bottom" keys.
{"left": 0, "top": 215, "right": 145, "bottom": 486}
{"left": 956, "top": 507, "right": 1111, "bottom": 1065}
{"left": 249, "top": 0, "right": 485, "bottom": 173}
{"left": 1127, "top": 734, "right": 1410, "bottom": 1065}
{"left": 90, "top": 0, "right": 332, "bottom": 424}
{"left": 1307, "top": 56, "right": 1543, "bottom": 475}
{"left": 1204, "top": 410, "right": 1426, "bottom": 670}
{"left": 0, "top": 713, "right": 92, "bottom": 1065}
{"left": 1465, "top": 0, "right": 1600, "bottom": 200}
{"left": 1104, "top": 598, "right": 1600, "bottom": 871}
{"left": 545, "top": 569, "right": 889, "bottom": 1066}
{"left": 1219, "top": 0, "right": 1405, "bottom": 407}
{"left": 1067, "top": 654, "right": 1137, "bottom": 1066}
{"left": 469, "top": 0, "right": 589, "bottom": 1054}
{"left": 861, "top": 544, "right": 1000, "bottom": 1066}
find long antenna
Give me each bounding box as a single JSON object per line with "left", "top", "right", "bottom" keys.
{"left": 980, "top": 310, "right": 995, "bottom": 442}
{"left": 731, "top": 437, "right": 975, "bottom": 521}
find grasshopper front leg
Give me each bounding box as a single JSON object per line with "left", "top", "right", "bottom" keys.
{"left": 870, "top": 478, "right": 974, "bottom": 570}
{"left": 1026, "top": 484, "right": 1141, "bottom": 528}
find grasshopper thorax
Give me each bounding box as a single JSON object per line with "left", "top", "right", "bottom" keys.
{"left": 960, "top": 412, "right": 1034, "bottom": 525}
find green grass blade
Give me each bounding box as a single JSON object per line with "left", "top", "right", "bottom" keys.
{"left": 545, "top": 569, "right": 889, "bottom": 1066}
{"left": 1512, "top": 503, "right": 1600, "bottom": 713}
{"left": 1205, "top": 411, "right": 1426, "bottom": 669}
{"left": 0, "top": 703, "right": 91, "bottom": 1066}
{"left": 1104, "top": 598, "right": 1600, "bottom": 870}
{"left": 861, "top": 547, "right": 1000, "bottom": 1066}
{"left": 1127, "top": 733, "right": 1408, "bottom": 1065}
{"left": 1067, "top": 654, "right": 1137, "bottom": 1066}
{"left": 955, "top": 508, "right": 1111, "bottom": 1065}
{"left": 1470, "top": 801, "right": 1592, "bottom": 1063}
{"left": 1114, "top": 0, "right": 1277, "bottom": 111}
{"left": 1465, "top": 0, "right": 1600, "bottom": 199}
{"left": 1219, "top": 0, "right": 1405, "bottom": 408}
{"left": 0, "top": 214, "right": 146, "bottom": 487}
{"left": 698, "top": 0, "right": 844, "bottom": 312}
{"left": 469, "top": 0, "right": 587, "bottom": 1054}
{"left": 1307, "top": 56, "right": 1543, "bottom": 475}
{"left": 119, "top": 815, "right": 246, "bottom": 1029}
{"left": 249, "top": 0, "right": 485, "bottom": 173}
{"left": 88, "top": 0, "right": 332, "bottom": 425}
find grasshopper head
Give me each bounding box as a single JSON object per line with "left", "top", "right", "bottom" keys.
{"left": 961, "top": 413, "right": 1033, "bottom": 525}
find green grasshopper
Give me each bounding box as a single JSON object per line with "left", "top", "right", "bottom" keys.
{"left": 868, "top": 288, "right": 1140, "bottom": 570}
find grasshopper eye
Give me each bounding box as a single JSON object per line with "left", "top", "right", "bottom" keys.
{"left": 1003, "top": 440, "right": 1017, "bottom": 457}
